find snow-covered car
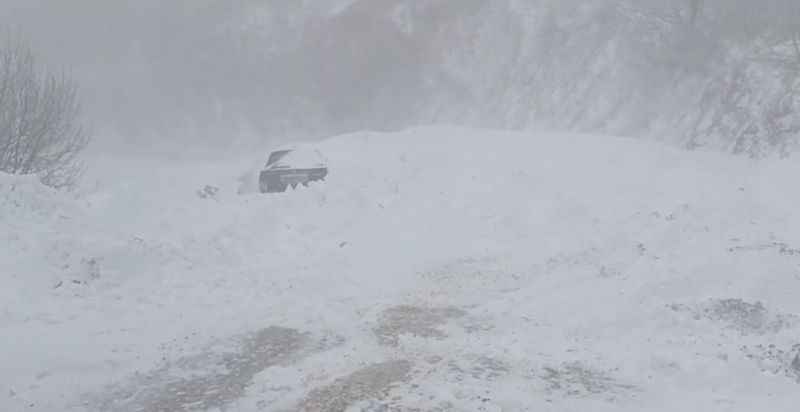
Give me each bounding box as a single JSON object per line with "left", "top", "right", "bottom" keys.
{"left": 258, "top": 147, "right": 328, "bottom": 193}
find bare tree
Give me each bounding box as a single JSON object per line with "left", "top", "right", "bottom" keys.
{"left": 768, "top": 0, "right": 800, "bottom": 66}
{"left": 0, "top": 34, "right": 90, "bottom": 189}
{"left": 619, "top": 0, "right": 720, "bottom": 73}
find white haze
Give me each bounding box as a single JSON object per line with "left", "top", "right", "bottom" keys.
{"left": 3, "top": 0, "right": 797, "bottom": 154}
{"left": 2, "top": 1, "right": 800, "bottom": 412}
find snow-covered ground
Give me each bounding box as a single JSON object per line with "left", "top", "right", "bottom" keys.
{"left": 2, "top": 126, "right": 800, "bottom": 411}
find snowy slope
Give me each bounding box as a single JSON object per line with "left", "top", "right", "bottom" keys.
{"left": 2, "top": 127, "right": 800, "bottom": 411}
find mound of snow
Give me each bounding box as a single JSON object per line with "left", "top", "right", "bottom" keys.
{"left": 4, "top": 127, "right": 800, "bottom": 411}
{"left": 0, "top": 172, "right": 78, "bottom": 218}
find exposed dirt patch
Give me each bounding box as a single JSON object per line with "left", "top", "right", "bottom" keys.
{"left": 538, "top": 247, "right": 601, "bottom": 274}
{"left": 671, "top": 299, "right": 800, "bottom": 384}
{"left": 728, "top": 241, "right": 800, "bottom": 257}
{"left": 742, "top": 344, "right": 800, "bottom": 383}
{"left": 420, "top": 256, "right": 528, "bottom": 295}
{"left": 297, "top": 360, "right": 413, "bottom": 412}
{"left": 87, "top": 327, "right": 341, "bottom": 412}
{"left": 337, "top": 399, "right": 454, "bottom": 412}
{"left": 669, "top": 298, "right": 797, "bottom": 335}
{"left": 374, "top": 305, "right": 467, "bottom": 347}
{"left": 421, "top": 257, "right": 502, "bottom": 282}
{"left": 447, "top": 355, "right": 510, "bottom": 382}
{"left": 538, "top": 361, "right": 637, "bottom": 399}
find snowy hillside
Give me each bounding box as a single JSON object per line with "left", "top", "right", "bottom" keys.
{"left": 3, "top": 127, "right": 800, "bottom": 411}
{"left": 199, "top": 0, "right": 800, "bottom": 155}
{"left": 6, "top": 1, "right": 797, "bottom": 154}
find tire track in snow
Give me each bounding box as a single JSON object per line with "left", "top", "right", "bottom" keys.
{"left": 291, "top": 304, "right": 470, "bottom": 411}
{"left": 87, "top": 327, "right": 342, "bottom": 412}
{"left": 297, "top": 360, "right": 414, "bottom": 412}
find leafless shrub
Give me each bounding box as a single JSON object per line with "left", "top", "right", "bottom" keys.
{"left": 620, "top": 0, "right": 723, "bottom": 73}
{"left": 763, "top": 5, "right": 800, "bottom": 68}
{"left": 0, "top": 32, "right": 90, "bottom": 189}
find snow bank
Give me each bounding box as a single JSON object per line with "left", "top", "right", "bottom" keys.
{"left": 0, "top": 173, "right": 85, "bottom": 295}
{"left": 3, "top": 127, "right": 800, "bottom": 411}
{"left": 0, "top": 172, "right": 77, "bottom": 217}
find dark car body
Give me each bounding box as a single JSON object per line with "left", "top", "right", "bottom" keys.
{"left": 259, "top": 148, "right": 328, "bottom": 193}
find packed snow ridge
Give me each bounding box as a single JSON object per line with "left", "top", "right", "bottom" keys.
{"left": 2, "top": 127, "right": 800, "bottom": 411}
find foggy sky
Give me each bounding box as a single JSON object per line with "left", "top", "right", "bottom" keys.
{"left": 3, "top": 0, "right": 798, "bottom": 155}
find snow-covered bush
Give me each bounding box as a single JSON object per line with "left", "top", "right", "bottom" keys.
{"left": 0, "top": 33, "right": 90, "bottom": 189}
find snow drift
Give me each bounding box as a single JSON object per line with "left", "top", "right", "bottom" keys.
{"left": 2, "top": 127, "right": 800, "bottom": 411}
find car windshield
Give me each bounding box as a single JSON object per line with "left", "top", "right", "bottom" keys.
{"left": 266, "top": 148, "right": 326, "bottom": 169}
{"left": 266, "top": 150, "right": 291, "bottom": 167}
